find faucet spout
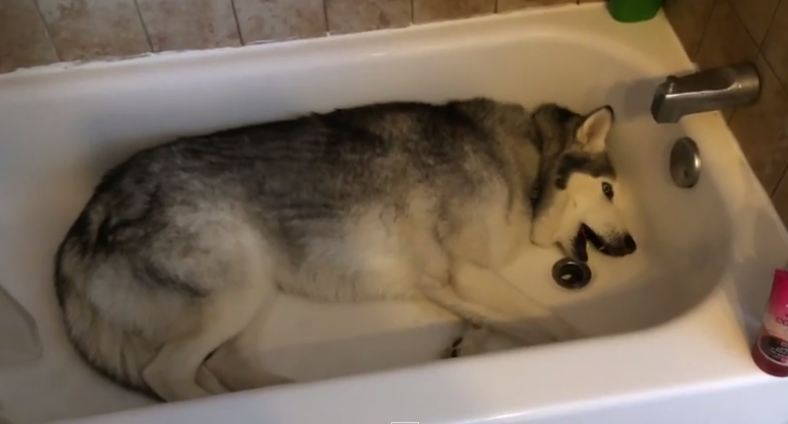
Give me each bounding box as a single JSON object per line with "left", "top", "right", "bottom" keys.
{"left": 651, "top": 63, "right": 760, "bottom": 123}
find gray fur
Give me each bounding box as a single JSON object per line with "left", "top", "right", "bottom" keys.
{"left": 54, "top": 98, "right": 626, "bottom": 398}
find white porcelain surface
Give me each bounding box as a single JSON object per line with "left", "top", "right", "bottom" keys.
{"left": 1, "top": 3, "right": 788, "bottom": 423}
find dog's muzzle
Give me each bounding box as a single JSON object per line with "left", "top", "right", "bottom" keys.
{"left": 582, "top": 224, "right": 637, "bottom": 257}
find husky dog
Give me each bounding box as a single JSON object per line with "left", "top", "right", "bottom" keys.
{"left": 54, "top": 98, "right": 636, "bottom": 401}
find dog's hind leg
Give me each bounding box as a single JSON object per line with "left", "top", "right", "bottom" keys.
{"left": 140, "top": 220, "right": 279, "bottom": 401}
{"left": 142, "top": 281, "right": 270, "bottom": 401}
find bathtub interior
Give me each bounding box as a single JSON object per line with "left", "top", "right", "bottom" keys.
{"left": 0, "top": 16, "right": 753, "bottom": 423}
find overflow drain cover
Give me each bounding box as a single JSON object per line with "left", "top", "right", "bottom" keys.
{"left": 552, "top": 258, "right": 592, "bottom": 290}
{"left": 670, "top": 137, "right": 701, "bottom": 188}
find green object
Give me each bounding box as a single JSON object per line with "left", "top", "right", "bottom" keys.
{"left": 608, "top": 0, "right": 663, "bottom": 23}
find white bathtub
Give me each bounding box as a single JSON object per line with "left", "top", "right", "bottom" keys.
{"left": 2, "top": 3, "right": 788, "bottom": 423}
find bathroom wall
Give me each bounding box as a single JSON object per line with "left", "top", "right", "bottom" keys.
{"left": 1, "top": 0, "right": 601, "bottom": 74}
{"left": 665, "top": 0, "right": 788, "bottom": 224}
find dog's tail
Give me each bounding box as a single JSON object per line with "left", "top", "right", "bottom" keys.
{"left": 54, "top": 210, "right": 156, "bottom": 395}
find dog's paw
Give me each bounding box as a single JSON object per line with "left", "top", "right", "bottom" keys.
{"left": 443, "top": 326, "right": 491, "bottom": 358}
{"left": 444, "top": 336, "right": 464, "bottom": 359}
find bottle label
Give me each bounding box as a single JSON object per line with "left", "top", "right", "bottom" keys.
{"left": 760, "top": 304, "right": 788, "bottom": 365}
{"left": 758, "top": 334, "right": 788, "bottom": 365}
{"left": 756, "top": 269, "right": 788, "bottom": 367}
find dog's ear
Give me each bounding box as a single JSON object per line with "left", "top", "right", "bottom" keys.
{"left": 575, "top": 105, "right": 614, "bottom": 153}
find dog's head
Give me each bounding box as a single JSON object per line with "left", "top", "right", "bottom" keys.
{"left": 529, "top": 104, "right": 636, "bottom": 261}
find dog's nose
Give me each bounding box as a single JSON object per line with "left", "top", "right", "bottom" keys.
{"left": 623, "top": 234, "right": 637, "bottom": 253}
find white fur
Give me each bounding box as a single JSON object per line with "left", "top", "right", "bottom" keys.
{"left": 576, "top": 106, "right": 613, "bottom": 154}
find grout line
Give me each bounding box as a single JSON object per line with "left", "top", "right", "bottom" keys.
{"left": 230, "top": 0, "right": 245, "bottom": 45}
{"left": 771, "top": 162, "right": 788, "bottom": 197}
{"left": 758, "top": 0, "right": 782, "bottom": 50}
{"left": 322, "top": 0, "right": 330, "bottom": 35}
{"left": 410, "top": 0, "right": 415, "bottom": 24}
{"left": 760, "top": 50, "right": 788, "bottom": 93}
{"left": 132, "top": 0, "right": 154, "bottom": 52}
{"left": 494, "top": 0, "right": 498, "bottom": 13}
{"left": 731, "top": 0, "right": 769, "bottom": 53}
{"left": 31, "top": 0, "right": 62, "bottom": 62}
{"left": 693, "top": 0, "right": 718, "bottom": 60}
{"left": 760, "top": 0, "right": 788, "bottom": 94}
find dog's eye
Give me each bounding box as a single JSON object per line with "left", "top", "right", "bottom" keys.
{"left": 602, "top": 182, "right": 614, "bottom": 200}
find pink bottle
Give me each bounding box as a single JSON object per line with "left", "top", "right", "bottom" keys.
{"left": 752, "top": 269, "right": 788, "bottom": 377}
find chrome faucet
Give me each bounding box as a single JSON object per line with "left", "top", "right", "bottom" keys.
{"left": 650, "top": 63, "right": 760, "bottom": 123}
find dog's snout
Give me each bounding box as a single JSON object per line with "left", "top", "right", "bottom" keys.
{"left": 593, "top": 232, "right": 637, "bottom": 257}
{"left": 623, "top": 234, "right": 637, "bottom": 254}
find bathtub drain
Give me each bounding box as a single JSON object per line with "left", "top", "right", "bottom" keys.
{"left": 552, "top": 258, "right": 592, "bottom": 290}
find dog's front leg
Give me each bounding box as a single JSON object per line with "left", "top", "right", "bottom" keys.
{"left": 421, "top": 263, "right": 580, "bottom": 345}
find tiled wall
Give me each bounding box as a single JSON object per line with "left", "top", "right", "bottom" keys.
{"left": 0, "top": 0, "right": 601, "bottom": 74}
{"left": 665, "top": 0, "right": 788, "bottom": 224}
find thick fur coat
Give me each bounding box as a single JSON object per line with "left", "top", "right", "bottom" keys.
{"left": 55, "top": 98, "right": 634, "bottom": 400}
